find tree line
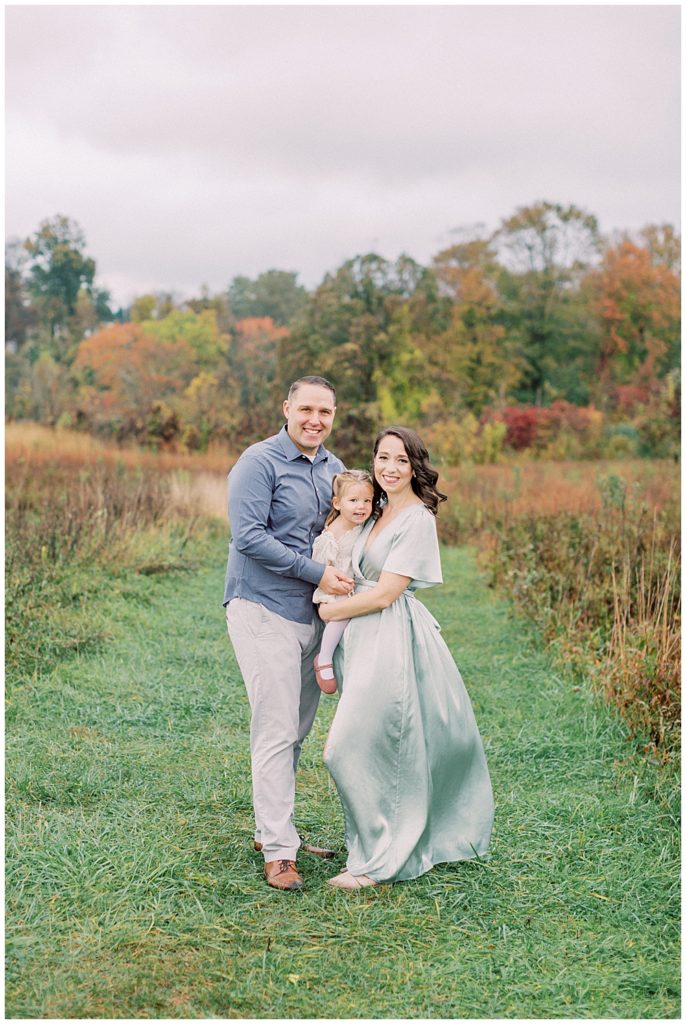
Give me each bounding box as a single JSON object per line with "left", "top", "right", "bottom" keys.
{"left": 5, "top": 203, "right": 680, "bottom": 464}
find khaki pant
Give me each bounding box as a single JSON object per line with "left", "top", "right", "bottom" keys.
{"left": 225, "top": 598, "right": 323, "bottom": 861}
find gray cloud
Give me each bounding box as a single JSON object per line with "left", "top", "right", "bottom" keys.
{"left": 6, "top": 5, "right": 680, "bottom": 305}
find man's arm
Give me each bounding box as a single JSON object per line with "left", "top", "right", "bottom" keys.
{"left": 228, "top": 453, "right": 351, "bottom": 594}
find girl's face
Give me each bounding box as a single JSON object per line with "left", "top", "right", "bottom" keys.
{"left": 374, "top": 434, "right": 414, "bottom": 498}
{"left": 333, "top": 482, "right": 374, "bottom": 527}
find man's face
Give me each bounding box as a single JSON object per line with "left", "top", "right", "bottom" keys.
{"left": 283, "top": 384, "right": 336, "bottom": 455}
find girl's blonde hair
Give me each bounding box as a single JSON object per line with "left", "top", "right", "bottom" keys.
{"left": 324, "top": 469, "right": 374, "bottom": 527}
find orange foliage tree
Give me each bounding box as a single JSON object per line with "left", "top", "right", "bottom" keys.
{"left": 73, "top": 322, "right": 197, "bottom": 441}
{"left": 592, "top": 239, "right": 681, "bottom": 387}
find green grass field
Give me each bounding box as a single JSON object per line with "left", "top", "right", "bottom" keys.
{"left": 5, "top": 539, "right": 680, "bottom": 1018}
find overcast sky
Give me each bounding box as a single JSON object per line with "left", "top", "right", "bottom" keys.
{"left": 5, "top": 3, "right": 681, "bottom": 308}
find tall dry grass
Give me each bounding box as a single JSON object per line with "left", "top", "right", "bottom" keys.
{"left": 607, "top": 536, "right": 680, "bottom": 749}
{"left": 437, "top": 463, "right": 680, "bottom": 753}
{"left": 5, "top": 423, "right": 230, "bottom": 681}
{"left": 436, "top": 459, "right": 677, "bottom": 544}
{"left": 5, "top": 420, "right": 236, "bottom": 476}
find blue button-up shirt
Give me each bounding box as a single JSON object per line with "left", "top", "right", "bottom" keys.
{"left": 223, "top": 426, "right": 345, "bottom": 623}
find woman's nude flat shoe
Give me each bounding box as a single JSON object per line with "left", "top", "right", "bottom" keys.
{"left": 326, "top": 870, "right": 377, "bottom": 889}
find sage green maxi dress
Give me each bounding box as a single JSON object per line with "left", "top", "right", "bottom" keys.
{"left": 325, "top": 504, "right": 494, "bottom": 883}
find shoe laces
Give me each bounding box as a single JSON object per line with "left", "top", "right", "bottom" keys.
{"left": 278, "top": 859, "right": 295, "bottom": 874}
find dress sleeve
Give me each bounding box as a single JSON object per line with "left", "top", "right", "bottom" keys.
{"left": 382, "top": 508, "right": 443, "bottom": 589}
{"left": 311, "top": 530, "right": 339, "bottom": 565}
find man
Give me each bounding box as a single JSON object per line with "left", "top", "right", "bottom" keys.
{"left": 224, "top": 375, "right": 352, "bottom": 891}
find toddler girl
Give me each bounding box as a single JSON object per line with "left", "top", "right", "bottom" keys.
{"left": 312, "top": 470, "right": 374, "bottom": 693}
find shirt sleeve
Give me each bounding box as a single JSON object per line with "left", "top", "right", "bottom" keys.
{"left": 382, "top": 508, "right": 443, "bottom": 589}
{"left": 228, "top": 452, "right": 325, "bottom": 585}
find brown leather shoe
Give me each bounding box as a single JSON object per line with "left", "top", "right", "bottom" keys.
{"left": 254, "top": 840, "right": 336, "bottom": 859}
{"left": 264, "top": 859, "right": 303, "bottom": 891}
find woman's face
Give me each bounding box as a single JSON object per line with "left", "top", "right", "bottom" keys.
{"left": 374, "top": 434, "right": 413, "bottom": 498}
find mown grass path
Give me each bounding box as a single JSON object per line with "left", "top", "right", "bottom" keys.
{"left": 6, "top": 541, "right": 680, "bottom": 1018}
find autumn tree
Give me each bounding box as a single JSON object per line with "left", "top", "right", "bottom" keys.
{"left": 73, "top": 322, "right": 196, "bottom": 442}
{"left": 178, "top": 369, "right": 240, "bottom": 450}
{"left": 591, "top": 236, "right": 681, "bottom": 389}
{"left": 130, "top": 294, "right": 157, "bottom": 323}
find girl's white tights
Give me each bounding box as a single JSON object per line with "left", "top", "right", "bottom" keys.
{"left": 317, "top": 618, "right": 350, "bottom": 681}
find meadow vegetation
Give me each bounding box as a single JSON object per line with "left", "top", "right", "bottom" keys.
{"left": 5, "top": 494, "right": 680, "bottom": 1018}
{"left": 5, "top": 199, "right": 681, "bottom": 1016}
{"left": 5, "top": 423, "right": 227, "bottom": 688}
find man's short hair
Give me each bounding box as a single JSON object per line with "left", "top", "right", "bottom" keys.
{"left": 287, "top": 376, "right": 336, "bottom": 403}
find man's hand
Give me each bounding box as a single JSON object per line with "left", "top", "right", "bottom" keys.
{"left": 318, "top": 566, "right": 353, "bottom": 596}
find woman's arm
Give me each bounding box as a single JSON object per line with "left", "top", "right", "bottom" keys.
{"left": 318, "top": 570, "right": 411, "bottom": 621}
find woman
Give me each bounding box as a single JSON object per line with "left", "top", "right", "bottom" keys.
{"left": 320, "top": 426, "right": 494, "bottom": 889}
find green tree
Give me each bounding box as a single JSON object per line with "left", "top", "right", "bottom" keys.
{"left": 184, "top": 286, "right": 233, "bottom": 335}
{"left": 494, "top": 202, "right": 601, "bottom": 404}
{"left": 431, "top": 235, "right": 522, "bottom": 412}
{"left": 228, "top": 270, "right": 308, "bottom": 326}
{"left": 24, "top": 215, "right": 111, "bottom": 357}
{"left": 10, "top": 351, "right": 68, "bottom": 424}
{"left": 280, "top": 254, "right": 442, "bottom": 461}
{"left": 5, "top": 239, "right": 36, "bottom": 351}
{"left": 130, "top": 294, "right": 157, "bottom": 323}
{"left": 638, "top": 223, "right": 681, "bottom": 274}
{"left": 228, "top": 317, "right": 288, "bottom": 443}
{"left": 140, "top": 309, "right": 229, "bottom": 369}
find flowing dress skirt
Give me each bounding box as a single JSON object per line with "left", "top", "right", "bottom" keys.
{"left": 325, "top": 507, "right": 494, "bottom": 883}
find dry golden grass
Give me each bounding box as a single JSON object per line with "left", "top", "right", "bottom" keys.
{"left": 7, "top": 421, "right": 679, "bottom": 529}
{"left": 169, "top": 472, "right": 227, "bottom": 520}
{"left": 5, "top": 421, "right": 236, "bottom": 476}
{"left": 6, "top": 421, "right": 234, "bottom": 521}
{"left": 439, "top": 458, "right": 678, "bottom": 520}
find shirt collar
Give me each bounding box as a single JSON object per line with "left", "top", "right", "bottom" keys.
{"left": 277, "top": 424, "right": 330, "bottom": 464}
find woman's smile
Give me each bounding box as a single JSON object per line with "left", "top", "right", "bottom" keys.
{"left": 374, "top": 435, "right": 414, "bottom": 496}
